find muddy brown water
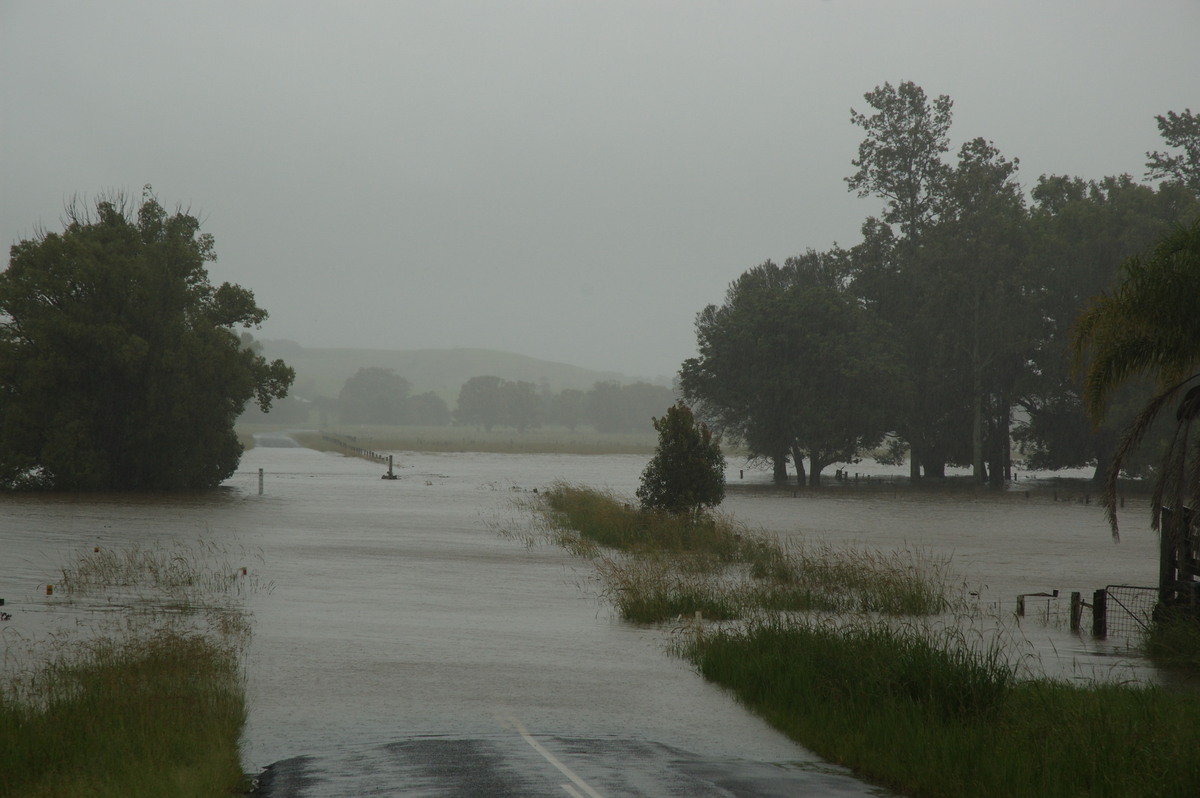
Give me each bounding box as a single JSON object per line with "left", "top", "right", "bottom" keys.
{"left": 0, "top": 444, "right": 1168, "bottom": 785}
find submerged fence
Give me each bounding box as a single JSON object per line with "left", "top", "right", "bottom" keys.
{"left": 321, "top": 433, "right": 390, "bottom": 464}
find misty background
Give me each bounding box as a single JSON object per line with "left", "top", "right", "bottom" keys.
{"left": 3, "top": 1, "right": 1197, "bottom": 380}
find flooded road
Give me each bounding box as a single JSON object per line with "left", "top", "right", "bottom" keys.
{"left": 0, "top": 445, "right": 1166, "bottom": 795}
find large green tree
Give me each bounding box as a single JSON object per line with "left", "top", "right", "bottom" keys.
{"left": 0, "top": 189, "right": 294, "bottom": 490}
{"left": 681, "top": 252, "right": 905, "bottom": 486}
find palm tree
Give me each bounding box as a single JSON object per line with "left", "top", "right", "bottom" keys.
{"left": 1073, "top": 216, "right": 1200, "bottom": 603}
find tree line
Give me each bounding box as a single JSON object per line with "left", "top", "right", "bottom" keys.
{"left": 251, "top": 367, "right": 678, "bottom": 434}
{"left": 681, "top": 82, "right": 1200, "bottom": 486}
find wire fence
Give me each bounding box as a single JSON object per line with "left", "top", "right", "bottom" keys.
{"left": 1104, "top": 584, "right": 1158, "bottom": 643}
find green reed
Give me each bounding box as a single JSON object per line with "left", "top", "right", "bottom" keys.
{"left": 536, "top": 483, "right": 948, "bottom": 622}
{"left": 0, "top": 541, "right": 254, "bottom": 797}
{"left": 685, "top": 617, "right": 1200, "bottom": 798}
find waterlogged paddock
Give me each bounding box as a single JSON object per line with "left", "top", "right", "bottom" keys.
{"left": 0, "top": 446, "right": 1170, "bottom": 789}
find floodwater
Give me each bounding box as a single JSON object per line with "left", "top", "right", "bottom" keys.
{"left": 0, "top": 444, "right": 1173, "bottom": 794}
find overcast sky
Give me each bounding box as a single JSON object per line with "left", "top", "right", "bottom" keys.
{"left": 2, "top": 1, "right": 1197, "bottom": 379}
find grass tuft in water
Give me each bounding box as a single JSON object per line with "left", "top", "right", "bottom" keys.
{"left": 0, "top": 541, "right": 254, "bottom": 798}
{"left": 536, "top": 483, "right": 948, "bottom": 622}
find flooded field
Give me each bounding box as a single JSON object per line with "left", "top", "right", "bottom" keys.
{"left": 0, "top": 444, "right": 1168, "bottom": 786}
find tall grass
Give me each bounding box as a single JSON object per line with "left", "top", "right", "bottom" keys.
{"left": 536, "top": 483, "right": 949, "bottom": 622}
{"left": 0, "top": 632, "right": 247, "bottom": 798}
{"left": 686, "top": 618, "right": 1200, "bottom": 798}
{"left": 0, "top": 541, "right": 254, "bottom": 797}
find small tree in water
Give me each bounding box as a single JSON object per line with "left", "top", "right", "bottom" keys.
{"left": 637, "top": 403, "right": 726, "bottom": 516}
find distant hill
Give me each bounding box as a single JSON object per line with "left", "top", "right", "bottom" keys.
{"left": 262, "top": 340, "right": 668, "bottom": 401}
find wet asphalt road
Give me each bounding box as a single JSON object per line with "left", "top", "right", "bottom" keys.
{"left": 250, "top": 732, "right": 892, "bottom": 797}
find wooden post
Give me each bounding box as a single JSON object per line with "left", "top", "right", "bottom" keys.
{"left": 1016, "top": 595, "right": 1025, "bottom": 617}
{"left": 1070, "top": 591, "right": 1082, "bottom": 632}
{"left": 1092, "top": 588, "right": 1107, "bottom": 638}
{"left": 258, "top": 468, "right": 264, "bottom": 495}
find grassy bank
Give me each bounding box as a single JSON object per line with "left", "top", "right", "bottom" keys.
{"left": 0, "top": 633, "right": 247, "bottom": 798}
{"left": 287, "top": 425, "right": 660, "bottom": 455}
{"left": 527, "top": 484, "right": 1200, "bottom": 798}
{"left": 688, "top": 620, "right": 1200, "bottom": 798}
{"left": 533, "top": 483, "right": 949, "bottom": 622}
{"left": 0, "top": 542, "right": 254, "bottom": 797}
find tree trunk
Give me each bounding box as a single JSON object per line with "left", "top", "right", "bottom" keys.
{"left": 972, "top": 371, "right": 985, "bottom": 484}
{"left": 772, "top": 454, "right": 789, "bottom": 484}
{"left": 808, "top": 457, "right": 826, "bottom": 487}
{"left": 790, "top": 445, "right": 806, "bottom": 486}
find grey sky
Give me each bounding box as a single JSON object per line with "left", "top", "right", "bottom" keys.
{"left": 3, "top": 1, "right": 1197, "bottom": 380}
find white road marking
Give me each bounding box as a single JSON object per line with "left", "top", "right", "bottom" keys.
{"left": 507, "top": 716, "right": 607, "bottom": 798}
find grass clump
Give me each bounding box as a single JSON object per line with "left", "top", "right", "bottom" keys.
{"left": 0, "top": 632, "right": 248, "bottom": 798}
{"left": 1144, "top": 610, "right": 1200, "bottom": 673}
{"left": 0, "top": 541, "right": 254, "bottom": 797}
{"left": 686, "top": 618, "right": 1200, "bottom": 798}
{"left": 535, "top": 483, "right": 948, "bottom": 623}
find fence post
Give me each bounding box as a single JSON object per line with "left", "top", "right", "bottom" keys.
{"left": 258, "top": 468, "right": 264, "bottom": 495}
{"left": 1070, "top": 591, "right": 1082, "bottom": 632}
{"left": 1092, "top": 588, "right": 1107, "bottom": 637}
{"left": 1016, "top": 595, "right": 1025, "bottom": 617}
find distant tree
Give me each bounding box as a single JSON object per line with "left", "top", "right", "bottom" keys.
{"left": 636, "top": 403, "right": 726, "bottom": 515}
{"left": 1146, "top": 108, "right": 1200, "bottom": 196}
{"left": 551, "top": 388, "right": 587, "bottom": 431}
{"left": 0, "top": 188, "right": 294, "bottom": 490}
{"left": 454, "top": 375, "right": 541, "bottom": 431}
{"left": 500, "top": 379, "right": 541, "bottom": 432}
{"left": 455, "top": 375, "right": 505, "bottom": 430}
{"left": 586, "top": 381, "right": 676, "bottom": 434}
{"left": 406, "top": 391, "right": 451, "bottom": 426}
{"left": 337, "top": 367, "right": 411, "bottom": 424}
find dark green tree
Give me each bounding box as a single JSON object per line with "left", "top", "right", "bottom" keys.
{"left": 1074, "top": 217, "right": 1200, "bottom": 558}
{"left": 1146, "top": 108, "right": 1200, "bottom": 196}
{"left": 846, "top": 81, "right": 960, "bottom": 479}
{"left": 1016, "top": 175, "right": 1200, "bottom": 479}
{"left": 455, "top": 375, "right": 505, "bottom": 430}
{"left": 636, "top": 403, "right": 726, "bottom": 515}
{"left": 682, "top": 252, "right": 906, "bottom": 486}
{"left": 0, "top": 188, "right": 294, "bottom": 490}
{"left": 337, "top": 367, "right": 411, "bottom": 424}
{"left": 406, "top": 391, "right": 451, "bottom": 426}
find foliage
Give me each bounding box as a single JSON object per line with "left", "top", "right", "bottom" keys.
{"left": 636, "top": 403, "right": 726, "bottom": 515}
{"left": 1016, "top": 176, "right": 1198, "bottom": 478}
{"left": 586, "top": 380, "right": 677, "bottom": 434}
{"left": 1073, "top": 216, "right": 1200, "bottom": 535}
{"left": 846, "top": 80, "right": 954, "bottom": 239}
{"left": 454, "top": 375, "right": 541, "bottom": 431}
{"left": 0, "top": 188, "right": 293, "bottom": 490}
{"left": 338, "top": 366, "right": 412, "bottom": 424}
{"left": 1146, "top": 108, "right": 1200, "bottom": 196}
{"left": 681, "top": 252, "right": 906, "bottom": 485}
